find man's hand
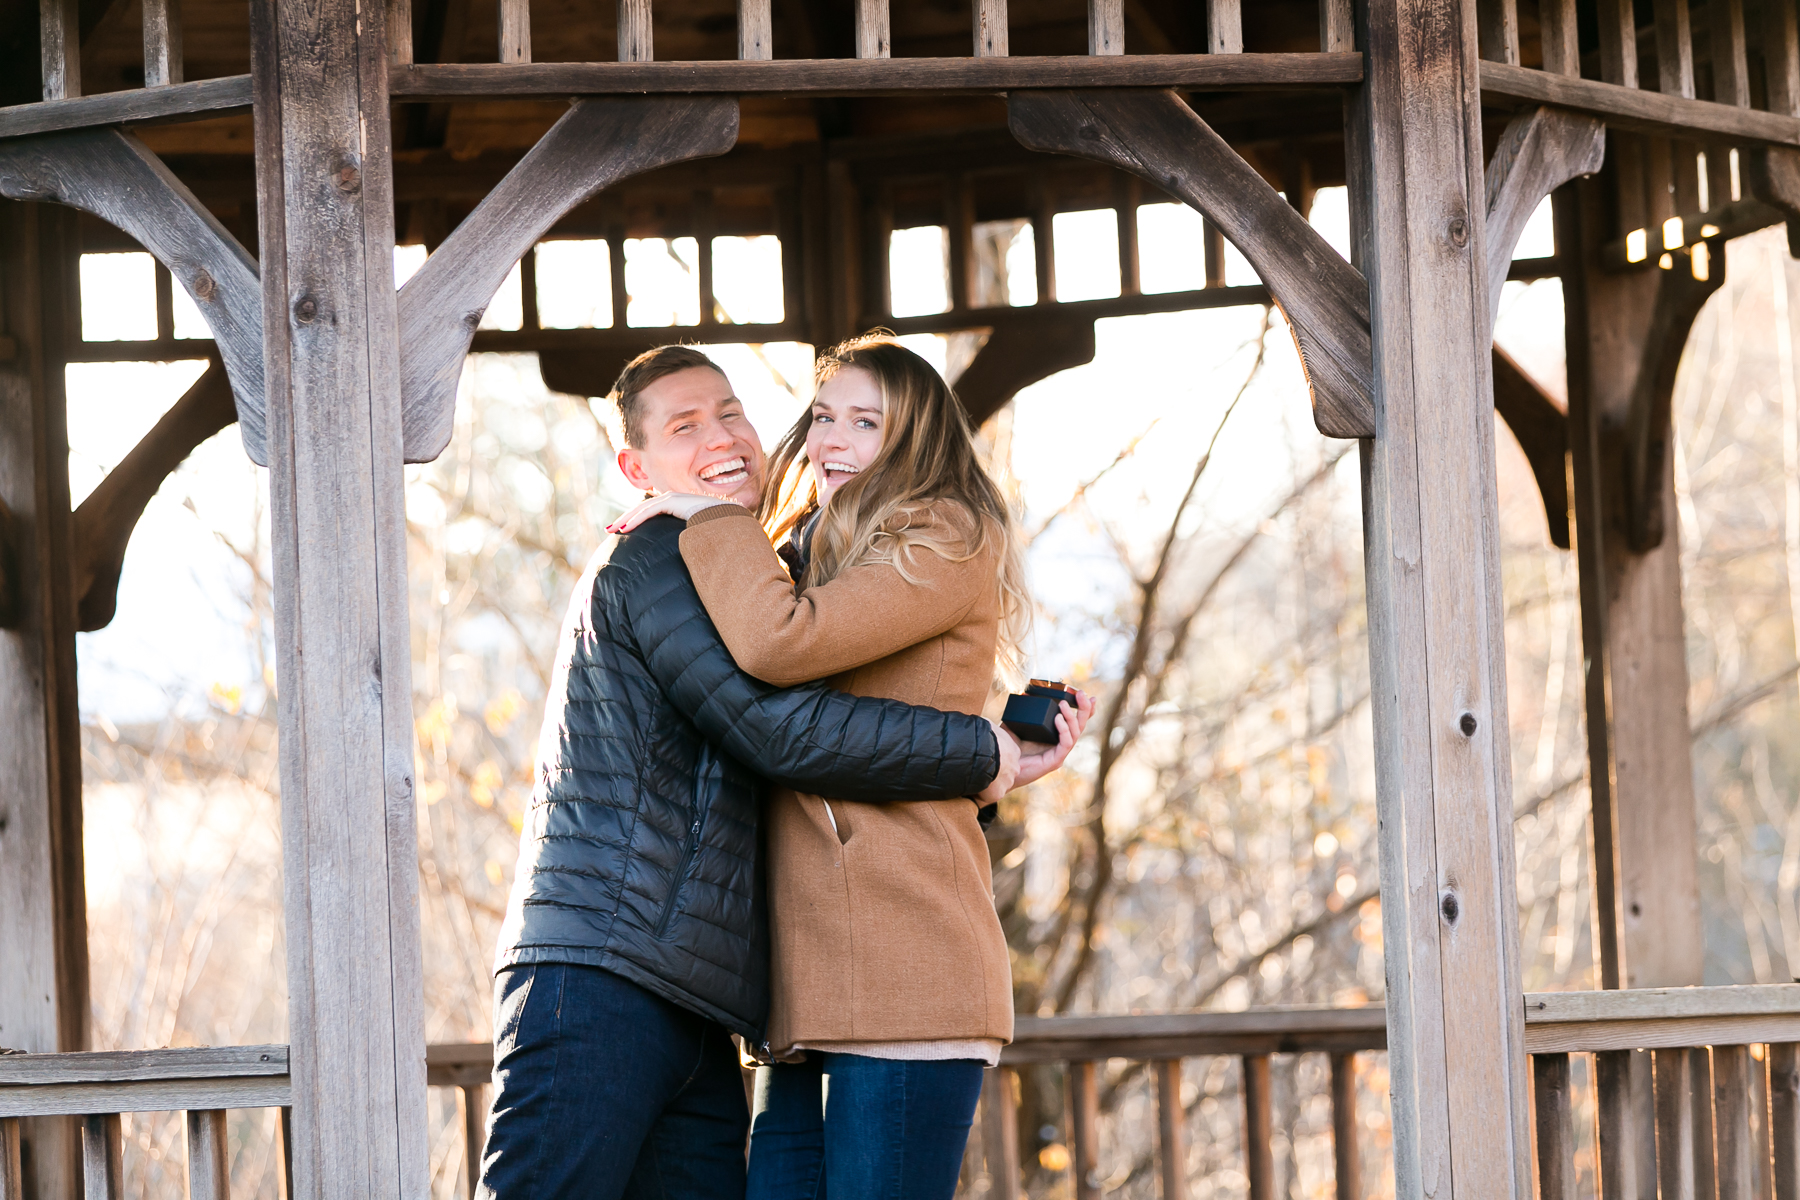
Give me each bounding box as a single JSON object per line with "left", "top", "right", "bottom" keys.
{"left": 976, "top": 717, "right": 1021, "bottom": 805}
{"left": 1014, "top": 689, "right": 1094, "bottom": 789}
{"left": 607, "top": 491, "right": 738, "bottom": 534}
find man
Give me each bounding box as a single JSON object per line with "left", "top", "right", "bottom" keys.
{"left": 479, "top": 346, "right": 1041, "bottom": 1200}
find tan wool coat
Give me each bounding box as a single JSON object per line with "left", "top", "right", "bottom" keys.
{"left": 679, "top": 501, "right": 1014, "bottom": 1055}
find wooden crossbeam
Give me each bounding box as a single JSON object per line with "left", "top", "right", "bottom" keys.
{"left": 1008, "top": 88, "right": 1373, "bottom": 438}
{"left": 1480, "top": 62, "right": 1800, "bottom": 146}
{"left": 0, "top": 75, "right": 251, "bottom": 141}
{"left": 395, "top": 96, "right": 739, "bottom": 462}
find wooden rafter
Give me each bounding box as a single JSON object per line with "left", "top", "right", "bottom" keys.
{"left": 1007, "top": 87, "right": 1373, "bottom": 438}
{"left": 395, "top": 95, "right": 740, "bottom": 461}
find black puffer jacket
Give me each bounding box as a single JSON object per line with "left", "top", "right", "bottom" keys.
{"left": 495, "top": 515, "right": 1001, "bottom": 1040}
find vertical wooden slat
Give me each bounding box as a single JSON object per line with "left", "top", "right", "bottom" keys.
{"left": 185, "top": 1110, "right": 229, "bottom": 1200}
{"left": 1771, "top": 1044, "right": 1800, "bottom": 1200}
{"left": 80, "top": 1114, "right": 121, "bottom": 1200}
{"left": 249, "top": 0, "right": 430, "bottom": 1192}
{"left": 1696, "top": 1048, "right": 1721, "bottom": 1200}
{"left": 1155, "top": 1060, "right": 1187, "bottom": 1200}
{"left": 0, "top": 1119, "right": 21, "bottom": 1200}
{"left": 1616, "top": 134, "right": 1650, "bottom": 257}
{"left": 1478, "top": 0, "right": 1520, "bottom": 65}
{"left": 40, "top": 0, "right": 80, "bottom": 100}
{"left": 980, "top": 1068, "right": 1022, "bottom": 1200}
{"left": 1598, "top": 0, "right": 1640, "bottom": 88}
{"left": 946, "top": 177, "right": 974, "bottom": 313}
{"left": 387, "top": 0, "right": 412, "bottom": 65}
{"left": 1089, "top": 0, "right": 1123, "bottom": 54}
{"left": 618, "top": 0, "right": 652, "bottom": 62}
{"left": 154, "top": 262, "right": 175, "bottom": 342}
{"left": 606, "top": 223, "right": 628, "bottom": 330}
{"left": 777, "top": 182, "right": 805, "bottom": 332}
{"left": 738, "top": 0, "right": 771, "bottom": 59}
{"left": 1596, "top": 1051, "right": 1643, "bottom": 1200}
{"left": 1711, "top": 0, "right": 1748, "bottom": 106}
{"left": 1718, "top": 1046, "right": 1757, "bottom": 1200}
{"left": 1319, "top": 0, "right": 1354, "bottom": 52}
{"left": 1707, "top": 146, "right": 1734, "bottom": 214}
{"left": 973, "top": 0, "right": 1007, "bottom": 56}
{"left": 519, "top": 246, "right": 539, "bottom": 331}
{"left": 1654, "top": 0, "right": 1696, "bottom": 96}
{"left": 498, "top": 0, "right": 530, "bottom": 63}
{"left": 1674, "top": 142, "right": 1703, "bottom": 220}
{"left": 1647, "top": 139, "right": 1677, "bottom": 246}
{"left": 869, "top": 185, "right": 894, "bottom": 319}
{"left": 1116, "top": 175, "right": 1140, "bottom": 298}
{"left": 1767, "top": 0, "right": 1800, "bottom": 117}
{"left": 855, "top": 0, "right": 890, "bottom": 58}
{"left": 1755, "top": 1047, "right": 1774, "bottom": 1200}
{"left": 143, "top": 0, "right": 185, "bottom": 86}
{"left": 1243, "top": 1055, "right": 1274, "bottom": 1200}
{"left": 1535, "top": 1053, "right": 1577, "bottom": 1200}
{"left": 461, "top": 1082, "right": 487, "bottom": 1199}
{"left": 1540, "top": 0, "right": 1579, "bottom": 76}
{"left": 1203, "top": 218, "right": 1226, "bottom": 288}
{"left": 1207, "top": 0, "right": 1242, "bottom": 54}
{"left": 1331, "top": 1053, "right": 1360, "bottom": 1200}
{"left": 694, "top": 191, "right": 716, "bottom": 325}
{"left": 1030, "top": 174, "right": 1054, "bottom": 303}
{"left": 1071, "top": 1061, "right": 1099, "bottom": 1200}
{"left": 1657, "top": 1048, "right": 1699, "bottom": 1200}
{"left": 277, "top": 1107, "right": 293, "bottom": 1200}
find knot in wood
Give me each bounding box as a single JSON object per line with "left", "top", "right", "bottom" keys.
{"left": 335, "top": 164, "right": 362, "bottom": 195}
{"left": 192, "top": 269, "right": 216, "bottom": 302}
{"left": 294, "top": 296, "right": 317, "bottom": 324}
{"left": 1439, "top": 890, "right": 1460, "bottom": 925}
{"left": 1447, "top": 216, "right": 1470, "bottom": 249}
{"left": 1078, "top": 125, "right": 1101, "bottom": 141}
{"left": 1458, "top": 711, "right": 1477, "bottom": 737}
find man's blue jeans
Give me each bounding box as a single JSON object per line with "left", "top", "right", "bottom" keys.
{"left": 476, "top": 963, "right": 750, "bottom": 1200}
{"left": 745, "top": 1052, "right": 986, "bottom": 1200}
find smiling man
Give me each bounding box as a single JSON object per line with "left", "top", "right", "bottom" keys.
{"left": 478, "top": 345, "right": 1019, "bottom": 1200}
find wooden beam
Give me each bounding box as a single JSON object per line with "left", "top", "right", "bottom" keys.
{"left": 40, "top": 0, "right": 80, "bottom": 100}
{"left": 739, "top": 0, "right": 771, "bottom": 60}
{"left": 1243, "top": 1055, "right": 1274, "bottom": 1200}
{"left": 248, "top": 0, "right": 429, "bottom": 1194}
{"left": 973, "top": 0, "right": 1007, "bottom": 57}
{"left": 1774, "top": 1043, "right": 1800, "bottom": 1200}
{"left": 395, "top": 96, "right": 739, "bottom": 461}
{"left": 0, "top": 129, "right": 266, "bottom": 462}
{"left": 1482, "top": 106, "right": 1606, "bottom": 326}
{"left": 0, "top": 1118, "right": 20, "bottom": 1200}
{"left": 0, "top": 74, "right": 251, "bottom": 140}
{"left": 954, "top": 317, "right": 1096, "bottom": 426}
{"left": 389, "top": 52, "right": 1367, "bottom": 98}
{"left": 1492, "top": 348, "right": 1571, "bottom": 550}
{"left": 617, "top": 0, "right": 651, "bottom": 61}
{"left": 1089, "top": 0, "right": 1122, "bottom": 55}
{"left": 1009, "top": 88, "right": 1372, "bottom": 437}
{"left": 1355, "top": 1, "right": 1533, "bottom": 1198}
{"left": 388, "top": 0, "right": 413, "bottom": 65}
{"left": 855, "top": 0, "right": 890, "bottom": 58}
{"left": 1479, "top": 62, "right": 1800, "bottom": 146}
{"left": 1207, "top": 0, "right": 1241, "bottom": 55}
{"left": 142, "top": 0, "right": 183, "bottom": 86}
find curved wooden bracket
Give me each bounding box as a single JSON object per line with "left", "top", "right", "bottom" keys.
{"left": 1743, "top": 146, "right": 1800, "bottom": 257}
{"left": 957, "top": 316, "right": 1098, "bottom": 426}
{"left": 396, "top": 96, "right": 741, "bottom": 462}
{"left": 71, "top": 360, "right": 237, "bottom": 630}
{"left": 1007, "top": 89, "right": 1373, "bottom": 438}
{"left": 1492, "top": 347, "right": 1570, "bottom": 549}
{"left": 1483, "top": 107, "right": 1606, "bottom": 331}
{"left": 0, "top": 129, "right": 266, "bottom": 463}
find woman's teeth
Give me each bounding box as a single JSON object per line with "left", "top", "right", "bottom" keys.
{"left": 822, "top": 462, "right": 860, "bottom": 478}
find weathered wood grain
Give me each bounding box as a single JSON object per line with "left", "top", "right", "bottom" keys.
{"left": 143, "top": 0, "right": 184, "bottom": 86}
{"left": 0, "top": 130, "right": 265, "bottom": 461}
{"left": 1774, "top": 1044, "right": 1800, "bottom": 1200}
{"left": 1492, "top": 347, "right": 1570, "bottom": 549}
{"left": 739, "top": 0, "right": 771, "bottom": 59}
{"left": 388, "top": 0, "right": 412, "bottom": 65}
{"left": 973, "top": 0, "right": 1007, "bottom": 56}
{"left": 0, "top": 1046, "right": 286, "bottom": 1087}
{"left": 0, "top": 76, "right": 252, "bottom": 141}
{"left": 1008, "top": 88, "right": 1373, "bottom": 437}
{"left": 1480, "top": 62, "right": 1800, "bottom": 146}
{"left": 1712, "top": 0, "right": 1749, "bottom": 107}
{"left": 855, "top": 0, "right": 890, "bottom": 58}
{"left": 184, "top": 1110, "right": 228, "bottom": 1200}
{"left": 0, "top": 1073, "right": 293, "bottom": 1121}
{"left": 1596, "top": 1050, "right": 1643, "bottom": 1200}
{"left": 618, "top": 0, "right": 652, "bottom": 61}
{"left": 980, "top": 1068, "right": 1021, "bottom": 1200}
{"left": 1207, "top": 0, "right": 1242, "bottom": 54}
{"left": 1088, "top": 0, "right": 1123, "bottom": 55}
{"left": 1482, "top": 106, "right": 1605, "bottom": 326}
{"left": 1597, "top": 0, "right": 1640, "bottom": 87}
{"left": 1717, "top": 1046, "right": 1756, "bottom": 1200}
{"left": 1070, "top": 1060, "right": 1098, "bottom": 1200}
{"left": 955, "top": 317, "right": 1096, "bottom": 426}
{"left": 1768, "top": 0, "right": 1800, "bottom": 118}
{"left": 80, "top": 1113, "right": 120, "bottom": 1200}
{"left": 459, "top": 1084, "right": 486, "bottom": 1199}
{"left": 1657, "top": 1048, "right": 1699, "bottom": 1200}
{"left": 1330, "top": 1053, "right": 1359, "bottom": 1200}
{"left": 396, "top": 96, "right": 738, "bottom": 461}
{"left": 1655, "top": 0, "right": 1696, "bottom": 98}
{"left": 40, "top": 0, "right": 79, "bottom": 101}
{"left": 0, "top": 1118, "right": 19, "bottom": 1200}
{"left": 1540, "top": 0, "right": 1578, "bottom": 75}
{"left": 1243, "top": 1055, "right": 1273, "bottom": 1200}
{"left": 1320, "top": 0, "right": 1354, "bottom": 51}
{"left": 498, "top": 0, "right": 530, "bottom": 63}
{"left": 1154, "top": 1060, "right": 1187, "bottom": 1200}
{"left": 389, "top": 52, "right": 1366, "bottom": 98}
{"left": 1479, "top": 0, "right": 1520, "bottom": 65}
{"left": 1534, "top": 1053, "right": 1577, "bottom": 1200}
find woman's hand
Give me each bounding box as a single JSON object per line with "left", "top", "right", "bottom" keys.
{"left": 1014, "top": 688, "right": 1094, "bottom": 789}
{"left": 607, "top": 492, "right": 738, "bottom": 534}
{"left": 976, "top": 717, "right": 1022, "bottom": 805}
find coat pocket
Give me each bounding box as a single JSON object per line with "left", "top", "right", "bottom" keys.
{"left": 654, "top": 811, "right": 703, "bottom": 939}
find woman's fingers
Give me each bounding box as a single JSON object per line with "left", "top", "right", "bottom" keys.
{"left": 607, "top": 495, "right": 673, "bottom": 533}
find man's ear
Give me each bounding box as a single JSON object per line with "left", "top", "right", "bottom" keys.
{"left": 617, "top": 446, "right": 654, "bottom": 491}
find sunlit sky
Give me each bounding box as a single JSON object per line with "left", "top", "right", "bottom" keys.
{"left": 69, "top": 190, "right": 1562, "bottom": 723}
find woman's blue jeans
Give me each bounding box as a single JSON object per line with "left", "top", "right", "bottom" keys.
{"left": 746, "top": 1053, "right": 986, "bottom": 1200}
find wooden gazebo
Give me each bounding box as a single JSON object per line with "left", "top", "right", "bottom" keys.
{"left": 5, "top": 0, "right": 1800, "bottom": 1197}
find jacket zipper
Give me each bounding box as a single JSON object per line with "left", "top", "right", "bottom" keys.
{"left": 654, "top": 815, "right": 703, "bottom": 938}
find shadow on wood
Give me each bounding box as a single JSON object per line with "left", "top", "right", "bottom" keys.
{"left": 1492, "top": 346, "right": 1570, "bottom": 549}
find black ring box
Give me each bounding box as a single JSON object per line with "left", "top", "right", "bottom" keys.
{"left": 1002, "top": 679, "right": 1077, "bottom": 744}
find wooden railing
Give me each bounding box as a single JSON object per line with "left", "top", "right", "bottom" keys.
{"left": 5, "top": 989, "right": 1800, "bottom": 1199}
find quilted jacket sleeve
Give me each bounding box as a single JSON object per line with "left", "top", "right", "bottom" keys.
{"left": 621, "top": 518, "right": 1000, "bottom": 802}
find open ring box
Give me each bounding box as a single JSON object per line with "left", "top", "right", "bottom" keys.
{"left": 1002, "top": 679, "right": 1078, "bottom": 744}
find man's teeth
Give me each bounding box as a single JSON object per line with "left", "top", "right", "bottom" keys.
{"left": 700, "top": 458, "right": 747, "bottom": 482}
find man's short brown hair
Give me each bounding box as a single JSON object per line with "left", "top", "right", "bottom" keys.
{"left": 609, "top": 345, "right": 725, "bottom": 448}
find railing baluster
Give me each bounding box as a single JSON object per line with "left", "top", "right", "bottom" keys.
{"left": 143, "top": 0, "right": 184, "bottom": 86}
{"left": 855, "top": 0, "right": 889, "bottom": 59}
{"left": 499, "top": 0, "right": 531, "bottom": 63}
{"left": 1, "top": 1118, "right": 21, "bottom": 1200}
{"left": 1071, "top": 1060, "right": 1099, "bottom": 1200}
{"left": 1203, "top": 218, "right": 1226, "bottom": 288}
{"left": 973, "top": 0, "right": 1007, "bottom": 57}
{"left": 1755, "top": 1046, "right": 1774, "bottom": 1200}
{"left": 1243, "top": 1055, "right": 1274, "bottom": 1200}
{"left": 40, "top": 0, "right": 80, "bottom": 100}
{"left": 980, "top": 1067, "right": 1022, "bottom": 1200}
{"left": 519, "top": 245, "right": 539, "bottom": 331}
{"left": 606, "top": 217, "right": 628, "bottom": 329}
{"left": 186, "top": 1110, "right": 229, "bottom": 1200}
{"left": 1330, "top": 1053, "right": 1360, "bottom": 1200}
{"left": 1477, "top": 0, "right": 1520, "bottom": 65}
{"left": 1711, "top": 0, "right": 1748, "bottom": 106}
{"left": 694, "top": 192, "right": 717, "bottom": 325}
{"left": 1116, "top": 175, "right": 1140, "bottom": 298}
{"left": 1771, "top": 1044, "right": 1800, "bottom": 1200}
{"left": 1088, "top": 0, "right": 1123, "bottom": 54}
{"left": 1319, "top": 0, "right": 1353, "bottom": 52}
{"left": 1654, "top": 0, "right": 1696, "bottom": 97}
{"left": 278, "top": 1106, "right": 294, "bottom": 1200}
{"left": 1540, "top": 0, "right": 1577, "bottom": 75}
{"left": 1030, "top": 173, "right": 1055, "bottom": 304}
{"left": 461, "top": 1082, "right": 488, "bottom": 1199}
{"left": 738, "top": 0, "right": 771, "bottom": 60}
{"left": 618, "top": 0, "right": 652, "bottom": 62}
{"left": 1598, "top": 0, "right": 1640, "bottom": 88}
{"left": 1207, "top": 0, "right": 1242, "bottom": 54}
{"left": 1598, "top": 1050, "right": 1644, "bottom": 1200}
{"left": 1534, "top": 1053, "right": 1577, "bottom": 1200}
{"left": 1717, "top": 1046, "right": 1757, "bottom": 1200}
{"left": 387, "top": 0, "right": 412, "bottom": 65}
{"left": 946, "top": 176, "right": 974, "bottom": 313}
{"left": 1695, "top": 1048, "right": 1720, "bottom": 1200}
{"left": 1656, "top": 1048, "right": 1699, "bottom": 1200}
{"left": 81, "top": 1113, "right": 123, "bottom": 1200}
{"left": 1155, "top": 1060, "right": 1187, "bottom": 1200}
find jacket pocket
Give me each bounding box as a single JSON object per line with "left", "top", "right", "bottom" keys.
{"left": 654, "top": 810, "right": 703, "bottom": 939}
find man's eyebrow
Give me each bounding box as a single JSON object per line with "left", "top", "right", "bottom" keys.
{"left": 662, "top": 406, "right": 703, "bottom": 427}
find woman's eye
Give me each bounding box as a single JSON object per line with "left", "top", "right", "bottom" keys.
{"left": 812, "top": 413, "right": 831, "bottom": 424}
{"left": 855, "top": 418, "right": 877, "bottom": 430}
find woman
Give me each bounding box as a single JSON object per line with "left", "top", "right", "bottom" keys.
{"left": 613, "top": 335, "right": 1090, "bottom": 1199}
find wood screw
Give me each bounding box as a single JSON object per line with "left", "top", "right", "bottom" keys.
{"left": 1458, "top": 711, "right": 1477, "bottom": 736}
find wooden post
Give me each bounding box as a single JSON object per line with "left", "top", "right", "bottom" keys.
{"left": 1354, "top": 1, "right": 1534, "bottom": 1198}
{"left": 1534, "top": 1054, "right": 1577, "bottom": 1200}
{"left": 980, "top": 1067, "right": 1022, "bottom": 1200}
{"left": 738, "top": 0, "right": 771, "bottom": 60}
{"left": 1207, "top": 0, "right": 1242, "bottom": 54}
{"left": 1243, "top": 1055, "right": 1273, "bottom": 1200}
{"left": 1477, "top": 0, "right": 1519, "bottom": 64}
{"left": 1155, "top": 1060, "right": 1187, "bottom": 1200}
{"left": 248, "top": 0, "right": 429, "bottom": 1195}
{"left": 79, "top": 1115, "right": 121, "bottom": 1200}
{"left": 460, "top": 1083, "right": 486, "bottom": 1199}
{"left": 498, "top": 0, "right": 530, "bottom": 63}
{"left": 185, "top": 1110, "right": 229, "bottom": 1200}
{"left": 618, "top": 0, "right": 652, "bottom": 62}
{"left": 973, "top": 0, "right": 1007, "bottom": 57}
{"left": 1711, "top": 0, "right": 1749, "bottom": 108}
{"left": 1070, "top": 1061, "right": 1098, "bottom": 1200}
{"left": 1540, "top": 0, "right": 1578, "bottom": 75}
{"left": 1089, "top": 0, "right": 1123, "bottom": 54}
{"left": 1772, "top": 1045, "right": 1799, "bottom": 1200}
{"left": 1654, "top": 0, "right": 1696, "bottom": 98}
{"left": 1320, "top": 0, "right": 1354, "bottom": 51}
{"left": 143, "top": 0, "right": 184, "bottom": 86}
{"left": 1716, "top": 1046, "right": 1757, "bottom": 1200}
{"left": 855, "top": 0, "right": 889, "bottom": 59}
{"left": 1598, "top": 0, "right": 1639, "bottom": 88}
{"left": 40, "top": 0, "right": 79, "bottom": 100}
{"left": 1330, "top": 1053, "right": 1360, "bottom": 1200}
{"left": 1694, "top": 1048, "right": 1719, "bottom": 1200}
{"left": 0, "top": 200, "right": 86, "bottom": 1200}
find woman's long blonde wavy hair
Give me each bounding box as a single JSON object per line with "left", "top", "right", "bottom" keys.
{"left": 759, "top": 334, "right": 1030, "bottom": 674}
